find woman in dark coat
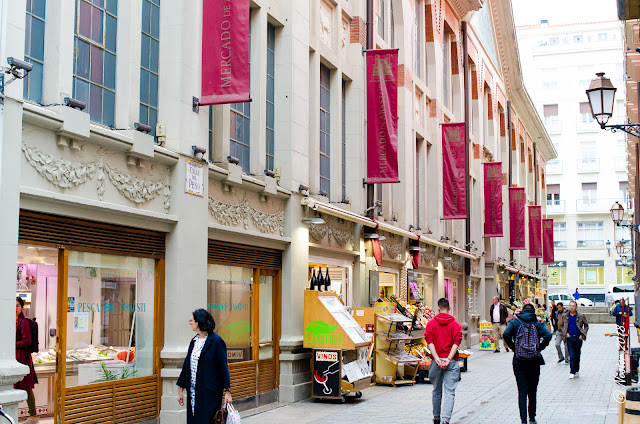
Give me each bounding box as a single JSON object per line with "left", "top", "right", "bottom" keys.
{"left": 16, "top": 297, "right": 39, "bottom": 423}
{"left": 177, "top": 309, "right": 232, "bottom": 424}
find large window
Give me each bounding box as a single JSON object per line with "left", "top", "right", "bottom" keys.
{"left": 24, "top": 0, "right": 46, "bottom": 103}
{"left": 577, "top": 221, "right": 603, "bottom": 247}
{"left": 548, "top": 264, "right": 567, "bottom": 286}
{"left": 266, "top": 23, "right": 276, "bottom": 172}
{"left": 341, "top": 80, "right": 347, "bottom": 201}
{"left": 320, "top": 64, "right": 331, "bottom": 197}
{"left": 140, "top": 0, "right": 160, "bottom": 135}
{"left": 73, "top": 0, "right": 118, "bottom": 126}
{"left": 377, "top": 0, "right": 385, "bottom": 39}
{"left": 578, "top": 261, "right": 604, "bottom": 285}
{"left": 230, "top": 17, "right": 251, "bottom": 172}
{"left": 581, "top": 182, "right": 597, "bottom": 206}
{"left": 414, "top": 1, "right": 421, "bottom": 80}
{"left": 443, "top": 32, "right": 451, "bottom": 109}
{"left": 554, "top": 222, "right": 567, "bottom": 248}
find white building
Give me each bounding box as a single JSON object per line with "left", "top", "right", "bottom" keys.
{"left": 517, "top": 20, "right": 631, "bottom": 302}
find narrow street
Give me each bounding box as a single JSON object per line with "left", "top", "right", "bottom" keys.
{"left": 244, "top": 324, "right": 624, "bottom": 424}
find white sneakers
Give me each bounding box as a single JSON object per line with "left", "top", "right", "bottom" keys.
{"left": 569, "top": 373, "right": 580, "bottom": 379}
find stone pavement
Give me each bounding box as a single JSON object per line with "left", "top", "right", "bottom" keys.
{"left": 243, "top": 324, "right": 628, "bottom": 424}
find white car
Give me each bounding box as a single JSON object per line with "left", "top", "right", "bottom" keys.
{"left": 548, "top": 293, "right": 594, "bottom": 307}
{"left": 605, "top": 284, "right": 636, "bottom": 309}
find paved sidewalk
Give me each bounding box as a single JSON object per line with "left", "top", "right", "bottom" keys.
{"left": 243, "top": 324, "right": 627, "bottom": 424}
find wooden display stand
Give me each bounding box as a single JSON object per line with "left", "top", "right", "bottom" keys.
{"left": 303, "top": 289, "right": 373, "bottom": 401}
{"left": 373, "top": 312, "right": 425, "bottom": 386}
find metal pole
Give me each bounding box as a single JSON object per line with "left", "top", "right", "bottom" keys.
{"left": 366, "top": 0, "right": 374, "bottom": 218}
{"left": 507, "top": 101, "right": 513, "bottom": 268}
{"left": 534, "top": 143, "right": 539, "bottom": 284}
{"left": 463, "top": 21, "right": 470, "bottom": 277}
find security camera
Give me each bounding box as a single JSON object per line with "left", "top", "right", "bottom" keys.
{"left": 134, "top": 122, "right": 152, "bottom": 134}
{"left": 227, "top": 155, "right": 240, "bottom": 165}
{"left": 298, "top": 184, "right": 309, "bottom": 195}
{"left": 264, "top": 169, "right": 276, "bottom": 177}
{"left": 7, "top": 57, "right": 32, "bottom": 79}
{"left": 192, "top": 145, "right": 207, "bottom": 160}
{"left": 64, "top": 97, "right": 86, "bottom": 111}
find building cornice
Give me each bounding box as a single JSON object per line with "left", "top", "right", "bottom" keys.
{"left": 450, "top": 0, "right": 484, "bottom": 19}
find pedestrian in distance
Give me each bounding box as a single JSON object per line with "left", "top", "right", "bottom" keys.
{"left": 503, "top": 303, "right": 553, "bottom": 424}
{"left": 554, "top": 302, "right": 569, "bottom": 364}
{"left": 560, "top": 300, "right": 589, "bottom": 379}
{"left": 425, "top": 298, "right": 463, "bottom": 424}
{"left": 15, "top": 297, "right": 39, "bottom": 424}
{"left": 574, "top": 288, "right": 580, "bottom": 300}
{"left": 612, "top": 300, "right": 633, "bottom": 327}
{"left": 489, "top": 296, "right": 510, "bottom": 352}
{"left": 177, "top": 308, "right": 233, "bottom": 424}
{"left": 549, "top": 300, "right": 557, "bottom": 331}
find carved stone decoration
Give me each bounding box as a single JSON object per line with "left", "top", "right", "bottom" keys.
{"left": 320, "top": 0, "right": 333, "bottom": 45}
{"left": 208, "top": 197, "right": 285, "bottom": 236}
{"left": 330, "top": 226, "right": 353, "bottom": 247}
{"left": 101, "top": 162, "right": 170, "bottom": 212}
{"left": 470, "top": 259, "right": 480, "bottom": 276}
{"left": 341, "top": 18, "right": 349, "bottom": 54}
{"left": 309, "top": 223, "right": 329, "bottom": 242}
{"left": 381, "top": 239, "right": 403, "bottom": 260}
{"left": 21, "top": 142, "right": 98, "bottom": 188}
{"left": 420, "top": 245, "right": 437, "bottom": 267}
{"left": 443, "top": 258, "right": 461, "bottom": 272}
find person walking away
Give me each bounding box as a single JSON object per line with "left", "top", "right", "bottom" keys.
{"left": 177, "top": 309, "right": 232, "bottom": 424}
{"left": 425, "top": 298, "right": 463, "bottom": 424}
{"left": 554, "top": 303, "right": 569, "bottom": 364}
{"left": 574, "top": 288, "right": 580, "bottom": 300}
{"left": 490, "top": 296, "right": 509, "bottom": 352}
{"left": 503, "top": 303, "right": 552, "bottom": 424}
{"left": 549, "top": 300, "right": 558, "bottom": 331}
{"left": 612, "top": 301, "right": 633, "bottom": 327}
{"left": 16, "top": 297, "right": 39, "bottom": 423}
{"left": 561, "top": 301, "right": 589, "bottom": 379}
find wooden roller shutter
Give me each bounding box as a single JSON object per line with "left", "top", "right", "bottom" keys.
{"left": 19, "top": 210, "right": 165, "bottom": 258}
{"left": 208, "top": 240, "right": 281, "bottom": 269}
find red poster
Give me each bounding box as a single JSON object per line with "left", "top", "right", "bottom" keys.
{"left": 509, "top": 187, "right": 525, "bottom": 250}
{"left": 201, "top": 0, "right": 250, "bottom": 105}
{"left": 366, "top": 49, "right": 399, "bottom": 183}
{"left": 483, "top": 162, "right": 503, "bottom": 237}
{"left": 528, "top": 206, "right": 542, "bottom": 258}
{"left": 542, "top": 219, "right": 555, "bottom": 264}
{"left": 442, "top": 123, "right": 467, "bottom": 219}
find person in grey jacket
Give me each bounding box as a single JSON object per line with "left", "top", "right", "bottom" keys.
{"left": 560, "top": 301, "right": 589, "bottom": 378}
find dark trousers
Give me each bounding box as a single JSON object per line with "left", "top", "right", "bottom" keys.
{"left": 567, "top": 335, "right": 583, "bottom": 374}
{"left": 513, "top": 362, "right": 540, "bottom": 424}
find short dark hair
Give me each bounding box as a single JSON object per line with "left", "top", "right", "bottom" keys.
{"left": 437, "top": 298, "right": 450, "bottom": 310}
{"left": 192, "top": 308, "right": 216, "bottom": 333}
{"left": 557, "top": 302, "right": 563, "bottom": 307}
{"left": 522, "top": 304, "right": 535, "bottom": 311}
{"left": 16, "top": 297, "right": 24, "bottom": 308}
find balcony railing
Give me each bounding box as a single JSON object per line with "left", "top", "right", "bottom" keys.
{"left": 543, "top": 117, "right": 562, "bottom": 134}
{"left": 576, "top": 158, "right": 600, "bottom": 173}
{"left": 554, "top": 241, "right": 567, "bottom": 248}
{"left": 546, "top": 160, "right": 563, "bottom": 174}
{"left": 546, "top": 199, "right": 566, "bottom": 214}
{"left": 577, "top": 240, "right": 604, "bottom": 248}
{"left": 576, "top": 116, "right": 599, "bottom": 132}
{"left": 615, "top": 156, "right": 627, "bottom": 172}
{"left": 576, "top": 197, "right": 626, "bottom": 213}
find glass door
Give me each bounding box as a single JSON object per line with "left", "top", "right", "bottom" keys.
{"left": 257, "top": 269, "right": 279, "bottom": 395}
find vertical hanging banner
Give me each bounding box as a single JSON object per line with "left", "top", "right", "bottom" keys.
{"left": 366, "top": 49, "right": 399, "bottom": 183}
{"left": 528, "top": 206, "right": 542, "bottom": 258}
{"left": 201, "top": 0, "right": 250, "bottom": 105}
{"left": 483, "top": 162, "right": 503, "bottom": 237}
{"left": 509, "top": 187, "right": 525, "bottom": 250}
{"left": 542, "top": 219, "right": 555, "bottom": 265}
{"left": 442, "top": 123, "right": 467, "bottom": 219}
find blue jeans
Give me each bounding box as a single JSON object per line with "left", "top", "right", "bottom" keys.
{"left": 567, "top": 335, "right": 583, "bottom": 374}
{"left": 429, "top": 360, "right": 460, "bottom": 423}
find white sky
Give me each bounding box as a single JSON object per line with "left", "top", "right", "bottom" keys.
{"left": 512, "top": 0, "right": 618, "bottom": 26}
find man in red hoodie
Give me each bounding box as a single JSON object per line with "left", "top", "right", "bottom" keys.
{"left": 424, "top": 298, "right": 463, "bottom": 424}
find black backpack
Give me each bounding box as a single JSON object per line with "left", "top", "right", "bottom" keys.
{"left": 18, "top": 317, "right": 39, "bottom": 353}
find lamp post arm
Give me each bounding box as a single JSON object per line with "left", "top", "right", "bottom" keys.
{"left": 601, "top": 122, "right": 640, "bottom": 139}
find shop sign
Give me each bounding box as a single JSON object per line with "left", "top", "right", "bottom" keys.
{"left": 312, "top": 350, "right": 342, "bottom": 398}
{"left": 315, "top": 351, "right": 338, "bottom": 362}
{"left": 479, "top": 321, "right": 495, "bottom": 351}
{"left": 578, "top": 260, "right": 604, "bottom": 268}
{"left": 207, "top": 302, "right": 249, "bottom": 311}
{"left": 616, "top": 260, "right": 632, "bottom": 267}
{"left": 219, "top": 320, "right": 251, "bottom": 343}
{"left": 227, "top": 350, "right": 244, "bottom": 361}
{"left": 77, "top": 302, "right": 147, "bottom": 313}
{"left": 304, "top": 321, "right": 344, "bottom": 347}
{"left": 185, "top": 159, "right": 204, "bottom": 197}
{"left": 548, "top": 261, "right": 566, "bottom": 268}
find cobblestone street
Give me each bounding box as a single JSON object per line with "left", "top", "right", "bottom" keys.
{"left": 243, "top": 324, "right": 625, "bottom": 424}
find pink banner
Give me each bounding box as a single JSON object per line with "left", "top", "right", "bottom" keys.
{"left": 442, "top": 123, "right": 467, "bottom": 219}
{"left": 201, "top": 0, "right": 250, "bottom": 105}
{"left": 542, "top": 219, "right": 555, "bottom": 264}
{"left": 509, "top": 187, "right": 525, "bottom": 250}
{"left": 366, "top": 49, "right": 399, "bottom": 183}
{"left": 483, "top": 162, "right": 503, "bottom": 237}
{"left": 528, "top": 206, "right": 542, "bottom": 258}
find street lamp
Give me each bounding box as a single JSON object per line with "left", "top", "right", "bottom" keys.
{"left": 606, "top": 240, "right": 611, "bottom": 256}
{"left": 610, "top": 201, "right": 640, "bottom": 232}
{"left": 617, "top": 241, "right": 626, "bottom": 256}
{"left": 586, "top": 72, "right": 640, "bottom": 137}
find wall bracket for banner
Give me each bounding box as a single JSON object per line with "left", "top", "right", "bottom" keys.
{"left": 192, "top": 97, "right": 200, "bottom": 113}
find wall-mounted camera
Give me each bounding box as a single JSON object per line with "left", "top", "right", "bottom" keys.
{"left": 192, "top": 145, "right": 207, "bottom": 160}
{"left": 227, "top": 155, "right": 240, "bottom": 165}
{"left": 134, "top": 122, "right": 152, "bottom": 134}
{"left": 7, "top": 57, "right": 32, "bottom": 79}
{"left": 64, "top": 97, "right": 86, "bottom": 111}
{"left": 298, "top": 184, "right": 309, "bottom": 196}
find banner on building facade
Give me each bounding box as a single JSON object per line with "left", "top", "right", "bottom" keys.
{"left": 542, "top": 218, "right": 554, "bottom": 264}
{"left": 509, "top": 187, "right": 525, "bottom": 250}
{"left": 366, "top": 49, "right": 399, "bottom": 183}
{"left": 483, "top": 162, "right": 503, "bottom": 237}
{"left": 442, "top": 123, "right": 467, "bottom": 219}
{"left": 528, "top": 206, "right": 542, "bottom": 258}
{"left": 201, "top": 0, "right": 251, "bottom": 105}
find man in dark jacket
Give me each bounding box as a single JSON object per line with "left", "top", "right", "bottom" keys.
{"left": 504, "top": 304, "right": 553, "bottom": 424}
{"left": 560, "top": 301, "right": 589, "bottom": 379}
{"left": 490, "top": 296, "right": 510, "bottom": 352}
{"left": 549, "top": 300, "right": 558, "bottom": 331}
{"left": 554, "top": 302, "right": 569, "bottom": 364}
{"left": 612, "top": 301, "right": 633, "bottom": 327}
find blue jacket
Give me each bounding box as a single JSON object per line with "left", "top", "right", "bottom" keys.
{"left": 612, "top": 304, "right": 633, "bottom": 326}
{"left": 503, "top": 308, "right": 553, "bottom": 366}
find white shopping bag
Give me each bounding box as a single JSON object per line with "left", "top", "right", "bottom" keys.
{"left": 226, "top": 404, "right": 241, "bottom": 424}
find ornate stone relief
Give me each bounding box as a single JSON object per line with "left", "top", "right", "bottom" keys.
{"left": 341, "top": 18, "right": 349, "bottom": 55}
{"left": 381, "top": 234, "right": 403, "bottom": 260}
{"left": 443, "top": 257, "right": 461, "bottom": 272}
{"left": 320, "top": 0, "right": 333, "bottom": 45}
{"left": 208, "top": 197, "right": 285, "bottom": 236}
{"left": 21, "top": 142, "right": 171, "bottom": 212}
{"left": 420, "top": 245, "right": 437, "bottom": 267}
{"left": 308, "top": 215, "right": 354, "bottom": 247}
{"left": 470, "top": 259, "right": 480, "bottom": 276}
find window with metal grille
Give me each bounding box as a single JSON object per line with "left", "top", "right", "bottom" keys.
{"left": 320, "top": 64, "right": 331, "bottom": 197}
{"left": 24, "top": 0, "right": 46, "bottom": 103}
{"left": 341, "top": 80, "right": 346, "bottom": 201}
{"left": 73, "top": 0, "right": 118, "bottom": 126}
{"left": 577, "top": 221, "right": 603, "bottom": 247}
{"left": 230, "top": 16, "right": 251, "bottom": 172}
{"left": 266, "top": 23, "right": 275, "bottom": 172}
{"left": 140, "top": 0, "right": 159, "bottom": 135}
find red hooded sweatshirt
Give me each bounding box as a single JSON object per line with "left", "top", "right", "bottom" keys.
{"left": 424, "top": 313, "right": 463, "bottom": 361}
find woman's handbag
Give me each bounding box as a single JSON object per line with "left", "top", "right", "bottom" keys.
{"left": 212, "top": 407, "right": 227, "bottom": 424}
{"left": 226, "top": 404, "right": 241, "bottom": 424}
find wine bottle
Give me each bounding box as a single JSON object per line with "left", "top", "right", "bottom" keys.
{"left": 310, "top": 269, "right": 317, "bottom": 290}
{"left": 318, "top": 267, "right": 325, "bottom": 291}
{"left": 324, "top": 267, "right": 331, "bottom": 291}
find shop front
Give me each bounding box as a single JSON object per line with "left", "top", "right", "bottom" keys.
{"left": 16, "top": 210, "right": 165, "bottom": 424}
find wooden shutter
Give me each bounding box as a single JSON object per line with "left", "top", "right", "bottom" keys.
{"left": 208, "top": 240, "right": 282, "bottom": 269}
{"left": 543, "top": 104, "right": 558, "bottom": 117}
{"left": 18, "top": 210, "right": 165, "bottom": 258}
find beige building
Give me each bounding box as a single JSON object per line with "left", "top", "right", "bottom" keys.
{"left": 0, "top": 0, "right": 554, "bottom": 422}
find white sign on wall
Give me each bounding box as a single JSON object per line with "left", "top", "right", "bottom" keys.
{"left": 185, "top": 159, "right": 204, "bottom": 197}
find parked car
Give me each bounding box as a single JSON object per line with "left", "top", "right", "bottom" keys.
{"left": 605, "top": 284, "right": 636, "bottom": 309}
{"left": 548, "top": 293, "right": 594, "bottom": 307}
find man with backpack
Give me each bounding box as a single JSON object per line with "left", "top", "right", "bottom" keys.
{"left": 503, "top": 303, "right": 553, "bottom": 424}
{"left": 560, "top": 300, "right": 589, "bottom": 379}
{"left": 16, "top": 296, "right": 39, "bottom": 423}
